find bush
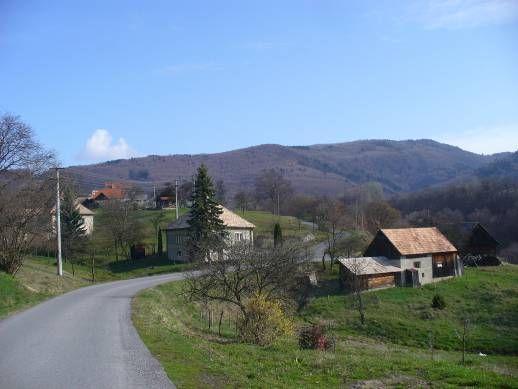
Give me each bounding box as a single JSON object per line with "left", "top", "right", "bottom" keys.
{"left": 432, "top": 294, "right": 446, "bottom": 310}
{"left": 238, "top": 294, "right": 293, "bottom": 346}
{"left": 298, "top": 324, "right": 335, "bottom": 351}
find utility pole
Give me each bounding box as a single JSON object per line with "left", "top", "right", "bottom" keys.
{"left": 175, "top": 178, "right": 179, "bottom": 220}
{"left": 55, "top": 168, "right": 63, "bottom": 276}
{"left": 153, "top": 185, "right": 156, "bottom": 209}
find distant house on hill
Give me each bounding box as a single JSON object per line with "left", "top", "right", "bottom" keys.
{"left": 90, "top": 182, "right": 127, "bottom": 201}
{"left": 339, "top": 227, "right": 462, "bottom": 290}
{"left": 165, "top": 206, "right": 255, "bottom": 262}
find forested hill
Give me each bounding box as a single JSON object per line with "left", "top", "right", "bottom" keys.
{"left": 392, "top": 177, "right": 518, "bottom": 261}
{"left": 475, "top": 151, "right": 518, "bottom": 180}
{"left": 66, "top": 139, "right": 508, "bottom": 196}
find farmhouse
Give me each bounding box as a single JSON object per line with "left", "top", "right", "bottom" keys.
{"left": 339, "top": 227, "right": 463, "bottom": 290}
{"left": 165, "top": 206, "right": 255, "bottom": 262}
{"left": 90, "top": 182, "right": 127, "bottom": 201}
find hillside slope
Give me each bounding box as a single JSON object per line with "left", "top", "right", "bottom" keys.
{"left": 67, "top": 139, "right": 505, "bottom": 196}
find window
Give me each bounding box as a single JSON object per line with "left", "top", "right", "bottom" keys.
{"left": 235, "top": 232, "right": 243, "bottom": 241}
{"left": 422, "top": 273, "right": 425, "bottom": 278}
{"left": 413, "top": 261, "right": 421, "bottom": 268}
{"left": 177, "top": 251, "right": 182, "bottom": 257}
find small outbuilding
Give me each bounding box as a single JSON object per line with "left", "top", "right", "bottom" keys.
{"left": 338, "top": 256, "right": 401, "bottom": 291}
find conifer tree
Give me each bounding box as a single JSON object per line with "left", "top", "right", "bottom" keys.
{"left": 157, "top": 228, "right": 163, "bottom": 256}
{"left": 187, "top": 164, "right": 226, "bottom": 261}
{"left": 273, "top": 223, "right": 283, "bottom": 247}
{"left": 60, "top": 187, "right": 86, "bottom": 261}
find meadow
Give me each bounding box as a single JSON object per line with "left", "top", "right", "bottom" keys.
{"left": 132, "top": 265, "right": 518, "bottom": 388}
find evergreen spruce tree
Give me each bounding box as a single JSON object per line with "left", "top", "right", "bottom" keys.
{"left": 273, "top": 223, "right": 283, "bottom": 247}
{"left": 157, "top": 228, "right": 163, "bottom": 256}
{"left": 187, "top": 164, "right": 226, "bottom": 261}
{"left": 60, "top": 188, "right": 86, "bottom": 262}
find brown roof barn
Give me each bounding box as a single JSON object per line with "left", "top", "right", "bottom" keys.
{"left": 340, "top": 227, "right": 462, "bottom": 291}
{"left": 365, "top": 227, "right": 457, "bottom": 258}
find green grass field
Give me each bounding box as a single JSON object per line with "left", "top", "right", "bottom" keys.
{"left": 132, "top": 266, "right": 518, "bottom": 388}
{"left": 303, "top": 264, "right": 518, "bottom": 355}
{"left": 0, "top": 255, "right": 190, "bottom": 320}
{"left": 0, "top": 207, "right": 310, "bottom": 320}
{"left": 234, "top": 210, "right": 320, "bottom": 240}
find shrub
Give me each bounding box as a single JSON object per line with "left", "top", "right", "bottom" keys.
{"left": 298, "top": 324, "right": 334, "bottom": 351}
{"left": 432, "top": 294, "right": 446, "bottom": 310}
{"left": 238, "top": 294, "right": 293, "bottom": 346}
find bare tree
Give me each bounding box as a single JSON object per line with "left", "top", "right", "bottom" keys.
{"left": 0, "top": 114, "right": 56, "bottom": 274}
{"left": 317, "top": 199, "right": 348, "bottom": 269}
{"left": 0, "top": 113, "right": 55, "bottom": 174}
{"left": 364, "top": 201, "right": 400, "bottom": 234}
{"left": 341, "top": 257, "right": 368, "bottom": 325}
{"left": 234, "top": 191, "right": 252, "bottom": 213}
{"left": 254, "top": 169, "right": 293, "bottom": 215}
{"left": 99, "top": 199, "right": 142, "bottom": 260}
{"left": 215, "top": 179, "right": 226, "bottom": 205}
{"left": 185, "top": 243, "right": 307, "bottom": 332}
{"left": 455, "top": 317, "right": 471, "bottom": 365}
{"left": 335, "top": 230, "right": 372, "bottom": 258}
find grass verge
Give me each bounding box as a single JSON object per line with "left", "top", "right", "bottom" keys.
{"left": 132, "top": 267, "right": 518, "bottom": 388}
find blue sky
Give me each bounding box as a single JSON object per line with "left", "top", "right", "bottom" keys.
{"left": 1, "top": 0, "right": 517, "bottom": 166}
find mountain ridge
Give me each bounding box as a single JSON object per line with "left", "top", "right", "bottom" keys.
{"left": 66, "top": 139, "right": 513, "bottom": 196}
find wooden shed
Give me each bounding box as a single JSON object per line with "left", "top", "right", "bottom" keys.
{"left": 338, "top": 256, "right": 401, "bottom": 291}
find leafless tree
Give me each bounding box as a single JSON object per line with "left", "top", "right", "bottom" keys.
{"left": 185, "top": 242, "right": 308, "bottom": 328}
{"left": 342, "top": 257, "right": 368, "bottom": 325}
{"left": 455, "top": 317, "right": 471, "bottom": 365}
{"left": 215, "top": 179, "right": 226, "bottom": 205}
{"left": 335, "top": 230, "right": 372, "bottom": 258}
{"left": 98, "top": 199, "right": 142, "bottom": 260}
{"left": 254, "top": 169, "right": 293, "bottom": 215}
{"left": 233, "top": 191, "right": 252, "bottom": 213}
{"left": 364, "top": 200, "right": 401, "bottom": 234}
{"left": 0, "top": 113, "right": 56, "bottom": 275}
{"left": 317, "top": 198, "right": 348, "bottom": 269}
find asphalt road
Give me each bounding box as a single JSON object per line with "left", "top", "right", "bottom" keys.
{"left": 0, "top": 242, "right": 327, "bottom": 389}
{"left": 0, "top": 272, "right": 188, "bottom": 389}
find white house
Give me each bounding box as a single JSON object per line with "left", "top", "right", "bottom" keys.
{"left": 51, "top": 201, "right": 95, "bottom": 236}
{"left": 165, "top": 206, "right": 255, "bottom": 262}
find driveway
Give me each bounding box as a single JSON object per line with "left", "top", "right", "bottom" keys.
{"left": 0, "top": 273, "right": 187, "bottom": 389}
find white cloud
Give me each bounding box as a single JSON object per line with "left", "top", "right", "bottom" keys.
{"left": 415, "top": 0, "right": 518, "bottom": 29}
{"left": 80, "top": 129, "right": 138, "bottom": 162}
{"left": 439, "top": 124, "right": 518, "bottom": 154}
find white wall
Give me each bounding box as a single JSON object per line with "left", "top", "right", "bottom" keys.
{"left": 167, "top": 228, "right": 254, "bottom": 262}
{"left": 388, "top": 256, "right": 434, "bottom": 285}
{"left": 82, "top": 215, "right": 94, "bottom": 235}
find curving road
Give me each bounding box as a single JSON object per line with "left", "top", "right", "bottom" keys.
{"left": 0, "top": 244, "right": 325, "bottom": 389}
{"left": 0, "top": 272, "right": 188, "bottom": 389}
